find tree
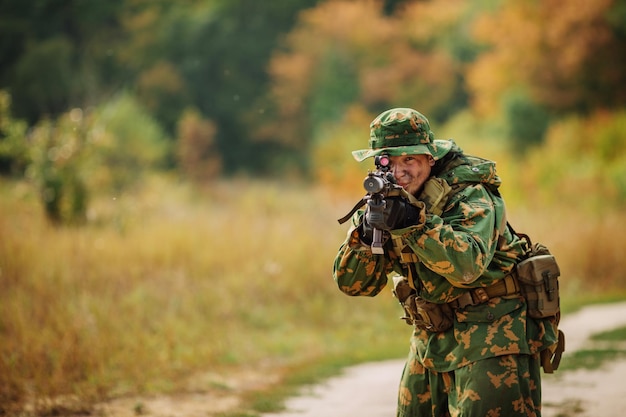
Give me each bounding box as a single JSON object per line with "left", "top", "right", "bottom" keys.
{"left": 258, "top": 0, "right": 470, "bottom": 172}
{"left": 176, "top": 108, "right": 221, "bottom": 182}
{"left": 503, "top": 90, "right": 550, "bottom": 153}
{"left": 0, "top": 91, "right": 29, "bottom": 176}
{"left": 467, "top": 0, "right": 626, "bottom": 116}
{"left": 155, "top": 0, "right": 321, "bottom": 175}
{"left": 0, "top": 0, "right": 127, "bottom": 122}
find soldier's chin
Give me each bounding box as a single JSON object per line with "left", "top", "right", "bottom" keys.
{"left": 404, "top": 184, "right": 422, "bottom": 197}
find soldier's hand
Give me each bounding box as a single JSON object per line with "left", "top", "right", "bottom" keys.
{"left": 366, "top": 197, "right": 422, "bottom": 231}
{"left": 359, "top": 217, "right": 374, "bottom": 244}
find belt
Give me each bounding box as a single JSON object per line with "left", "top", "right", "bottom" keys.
{"left": 449, "top": 273, "right": 520, "bottom": 310}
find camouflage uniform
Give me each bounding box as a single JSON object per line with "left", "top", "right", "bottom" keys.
{"left": 333, "top": 109, "right": 558, "bottom": 416}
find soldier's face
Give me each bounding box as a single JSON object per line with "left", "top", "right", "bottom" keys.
{"left": 389, "top": 154, "right": 434, "bottom": 196}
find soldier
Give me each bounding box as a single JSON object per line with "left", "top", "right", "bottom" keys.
{"left": 333, "top": 108, "right": 560, "bottom": 416}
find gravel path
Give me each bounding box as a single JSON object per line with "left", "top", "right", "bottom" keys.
{"left": 262, "top": 301, "right": 626, "bottom": 417}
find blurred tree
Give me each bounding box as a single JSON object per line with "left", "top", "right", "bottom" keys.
{"left": 397, "top": 0, "right": 484, "bottom": 121}
{"left": 0, "top": 0, "right": 127, "bottom": 122}
{"left": 309, "top": 48, "right": 360, "bottom": 131}
{"left": 162, "top": 0, "right": 321, "bottom": 175}
{"left": 92, "top": 92, "right": 170, "bottom": 192}
{"left": 382, "top": 0, "right": 410, "bottom": 15}
{"left": 115, "top": 0, "right": 196, "bottom": 135}
{"left": 503, "top": 90, "right": 550, "bottom": 153}
{"left": 523, "top": 110, "right": 626, "bottom": 207}
{"left": 97, "top": 0, "right": 323, "bottom": 174}
{"left": 0, "top": 0, "right": 323, "bottom": 178}
{"left": 468, "top": 0, "right": 626, "bottom": 117}
{"left": 311, "top": 104, "right": 373, "bottom": 192}
{"left": 136, "top": 60, "right": 190, "bottom": 136}
{"left": 11, "top": 36, "right": 77, "bottom": 120}
{"left": 258, "top": 0, "right": 475, "bottom": 175}
{"left": 0, "top": 91, "right": 29, "bottom": 176}
{"left": 176, "top": 108, "right": 221, "bottom": 183}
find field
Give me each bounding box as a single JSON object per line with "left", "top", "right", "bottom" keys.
{"left": 1, "top": 175, "right": 625, "bottom": 415}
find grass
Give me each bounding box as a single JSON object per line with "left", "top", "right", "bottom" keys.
{"left": 591, "top": 326, "right": 626, "bottom": 342}
{"left": 0, "top": 176, "right": 408, "bottom": 415}
{"left": 1, "top": 175, "right": 626, "bottom": 416}
{"left": 555, "top": 325, "right": 626, "bottom": 372}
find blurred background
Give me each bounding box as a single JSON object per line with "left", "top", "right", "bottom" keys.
{"left": 1, "top": 0, "right": 625, "bottom": 415}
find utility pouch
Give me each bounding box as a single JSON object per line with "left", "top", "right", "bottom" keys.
{"left": 516, "top": 246, "right": 561, "bottom": 319}
{"left": 503, "top": 225, "right": 565, "bottom": 373}
{"left": 392, "top": 275, "right": 454, "bottom": 332}
{"left": 418, "top": 177, "right": 452, "bottom": 216}
{"left": 414, "top": 297, "right": 455, "bottom": 332}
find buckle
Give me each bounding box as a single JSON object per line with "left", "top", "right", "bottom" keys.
{"left": 473, "top": 288, "right": 490, "bottom": 304}
{"left": 451, "top": 292, "right": 474, "bottom": 309}
{"left": 400, "top": 252, "right": 419, "bottom": 263}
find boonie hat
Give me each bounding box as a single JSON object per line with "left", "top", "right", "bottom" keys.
{"left": 352, "top": 108, "right": 453, "bottom": 162}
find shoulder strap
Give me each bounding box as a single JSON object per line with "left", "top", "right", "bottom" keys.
{"left": 337, "top": 197, "right": 366, "bottom": 225}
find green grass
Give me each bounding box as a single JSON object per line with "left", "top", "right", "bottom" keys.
{"left": 555, "top": 325, "right": 626, "bottom": 372}
{"left": 559, "top": 349, "right": 626, "bottom": 371}
{"left": 591, "top": 325, "right": 626, "bottom": 342}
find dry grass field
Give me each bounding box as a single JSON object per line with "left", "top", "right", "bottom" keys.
{"left": 1, "top": 175, "right": 625, "bottom": 415}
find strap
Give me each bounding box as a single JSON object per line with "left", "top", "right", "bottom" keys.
{"left": 337, "top": 197, "right": 366, "bottom": 225}
{"left": 506, "top": 221, "right": 533, "bottom": 249}
{"left": 406, "top": 263, "right": 418, "bottom": 291}
{"left": 390, "top": 235, "right": 420, "bottom": 290}
{"left": 449, "top": 274, "right": 520, "bottom": 309}
{"left": 541, "top": 329, "right": 565, "bottom": 373}
{"left": 488, "top": 273, "right": 520, "bottom": 297}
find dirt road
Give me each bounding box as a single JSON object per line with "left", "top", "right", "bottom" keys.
{"left": 262, "top": 301, "right": 626, "bottom": 417}
{"left": 96, "top": 302, "right": 626, "bottom": 417}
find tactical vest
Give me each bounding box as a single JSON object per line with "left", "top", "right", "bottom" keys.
{"left": 390, "top": 152, "right": 565, "bottom": 372}
{"left": 390, "top": 153, "right": 509, "bottom": 291}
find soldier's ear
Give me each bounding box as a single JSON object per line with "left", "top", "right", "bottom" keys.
{"left": 428, "top": 156, "right": 435, "bottom": 166}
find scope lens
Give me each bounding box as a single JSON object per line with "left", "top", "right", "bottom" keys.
{"left": 363, "top": 175, "right": 385, "bottom": 193}
{"left": 378, "top": 155, "right": 390, "bottom": 167}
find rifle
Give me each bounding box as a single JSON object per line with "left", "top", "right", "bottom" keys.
{"left": 338, "top": 154, "right": 398, "bottom": 254}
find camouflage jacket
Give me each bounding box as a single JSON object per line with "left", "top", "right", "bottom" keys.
{"left": 333, "top": 144, "right": 558, "bottom": 372}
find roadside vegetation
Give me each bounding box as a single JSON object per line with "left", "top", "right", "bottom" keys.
{"left": 2, "top": 161, "right": 625, "bottom": 415}
{"left": 0, "top": 176, "right": 408, "bottom": 415}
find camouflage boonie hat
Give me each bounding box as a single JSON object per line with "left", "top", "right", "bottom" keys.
{"left": 352, "top": 108, "right": 453, "bottom": 162}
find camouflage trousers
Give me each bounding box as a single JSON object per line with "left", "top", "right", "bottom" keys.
{"left": 397, "top": 353, "right": 542, "bottom": 417}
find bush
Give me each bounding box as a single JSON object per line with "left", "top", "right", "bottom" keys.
{"left": 92, "top": 92, "right": 171, "bottom": 191}
{"left": 27, "top": 93, "right": 170, "bottom": 225}
{"left": 27, "top": 110, "right": 93, "bottom": 225}
{"left": 522, "top": 110, "right": 626, "bottom": 208}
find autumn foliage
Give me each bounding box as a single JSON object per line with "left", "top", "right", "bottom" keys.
{"left": 261, "top": 0, "right": 464, "bottom": 151}
{"left": 468, "top": 0, "right": 626, "bottom": 115}
{"left": 256, "top": 0, "right": 626, "bottom": 203}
